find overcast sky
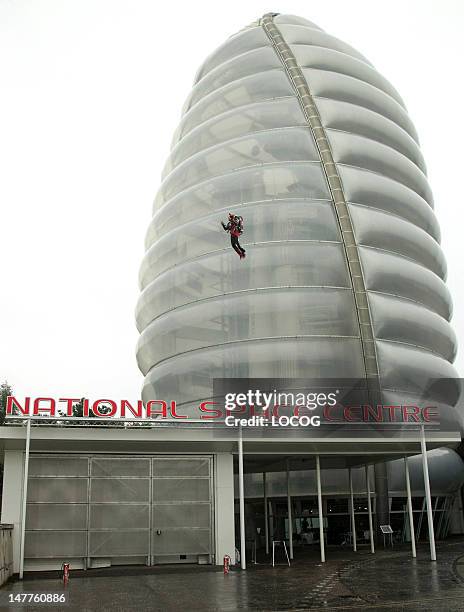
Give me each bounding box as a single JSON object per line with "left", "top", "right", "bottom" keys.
{"left": 1, "top": 0, "right": 463, "bottom": 401}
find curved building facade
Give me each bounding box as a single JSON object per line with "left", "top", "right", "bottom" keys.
{"left": 136, "top": 13, "right": 459, "bottom": 427}
{"left": 1, "top": 13, "right": 463, "bottom": 576}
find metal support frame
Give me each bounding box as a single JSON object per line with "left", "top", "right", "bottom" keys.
{"left": 263, "top": 472, "right": 269, "bottom": 555}
{"left": 238, "top": 428, "right": 246, "bottom": 569}
{"left": 316, "top": 455, "right": 325, "bottom": 562}
{"left": 349, "top": 467, "right": 357, "bottom": 552}
{"left": 261, "top": 11, "right": 381, "bottom": 399}
{"left": 432, "top": 496, "right": 439, "bottom": 523}
{"left": 442, "top": 495, "right": 455, "bottom": 539}
{"left": 436, "top": 497, "right": 446, "bottom": 539}
{"left": 365, "top": 465, "right": 375, "bottom": 554}
{"left": 19, "top": 419, "right": 31, "bottom": 580}
{"left": 268, "top": 499, "right": 274, "bottom": 546}
{"left": 416, "top": 498, "right": 426, "bottom": 542}
{"left": 286, "top": 459, "right": 293, "bottom": 559}
{"left": 272, "top": 540, "right": 290, "bottom": 567}
{"left": 86, "top": 456, "right": 91, "bottom": 569}
{"left": 420, "top": 425, "right": 436, "bottom": 561}
{"left": 404, "top": 456, "right": 417, "bottom": 558}
{"left": 148, "top": 457, "right": 153, "bottom": 566}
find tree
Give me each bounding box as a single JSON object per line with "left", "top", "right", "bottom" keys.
{"left": 0, "top": 381, "right": 13, "bottom": 495}
{"left": 67, "top": 398, "right": 86, "bottom": 418}
{"left": 0, "top": 381, "right": 12, "bottom": 425}
{"left": 60, "top": 398, "right": 117, "bottom": 426}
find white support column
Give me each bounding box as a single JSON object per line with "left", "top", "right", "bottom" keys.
{"left": 349, "top": 467, "right": 357, "bottom": 552}
{"left": 404, "top": 455, "right": 416, "bottom": 558}
{"left": 365, "top": 465, "right": 375, "bottom": 554}
{"left": 316, "top": 455, "right": 325, "bottom": 562}
{"left": 263, "top": 472, "right": 269, "bottom": 555}
{"left": 214, "top": 453, "right": 235, "bottom": 566}
{"left": 19, "top": 419, "right": 31, "bottom": 580}
{"left": 421, "top": 425, "right": 436, "bottom": 561}
{"left": 238, "top": 428, "right": 246, "bottom": 569}
{"left": 286, "top": 459, "right": 293, "bottom": 559}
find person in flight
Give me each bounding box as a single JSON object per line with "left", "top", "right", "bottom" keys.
{"left": 221, "top": 212, "right": 246, "bottom": 259}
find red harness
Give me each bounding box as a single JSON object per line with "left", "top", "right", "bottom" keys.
{"left": 229, "top": 218, "right": 242, "bottom": 237}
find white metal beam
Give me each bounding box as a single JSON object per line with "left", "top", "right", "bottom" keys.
{"left": 238, "top": 428, "right": 246, "bottom": 569}
{"left": 404, "top": 455, "right": 416, "bottom": 558}
{"left": 349, "top": 467, "right": 357, "bottom": 552}
{"left": 365, "top": 465, "right": 375, "bottom": 554}
{"left": 19, "top": 419, "right": 31, "bottom": 580}
{"left": 420, "top": 426, "right": 436, "bottom": 561}
{"left": 316, "top": 455, "right": 325, "bottom": 562}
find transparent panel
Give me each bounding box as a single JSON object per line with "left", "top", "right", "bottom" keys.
{"left": 152, "top": 458, "right": 210, "bottom": 477}
{"left": 327, "top": 130, "right": 433, "bottom": 206}
{"left": 91, "top": 458, "right": 150, "bottom": 477}
{"left": 349, "top": 204, "right": 446, "bottom": 279}
{"left": 142, "top": 337, "right": 365, "bottom": 407}
{"left": 151, "top": 162, "right": 330, "bottom": 238}
{"left": 153, "top": 479, "right": 210, "bottom": 502}
{"left": 359, "top": 246, "right": 452, "bottom": 320}
{"left": 339, "top": 165, "right": 439, "bottom": 240}
{"left": 184, "top": 47, "right": 281, "bottom": 112}
{"left": 25, "top": 531, "right": 86, "bottom": 558}
{"left": 137, "top": 288, "right": 358, "bottom": 373}
{"left": 177, "top": 70, "right": 294, "bottom": 143}
{"left": 164, "top": 98, "right": 306, "bottom": 176}
{"left": 369, "top": 292, "right": 457, "bottom": 362}
{"left": 142, "top": 200, "right": 339, "bottom": 278}
{"left": 316, "top": 97, "right": 425, "bottom": 171}
{"left": 194, "top": 27, "right": 270, "bottom": 83}
{"left": 152, "top": 528, "right": 211, "bottom": 555}
{"left": 90, "top": 478, "right": 150, "bottom": 503}
{"left": 304, "top": 68, "right": 418, "bottom": 141}
{"left": 28, "top": 456, "right": 88, "bottom": 477}
{"left": 137, "top": 242, "right": 350, "bottom": 325}
{"left": 153, "top": 504, "right": 211, "bottom": 529}
{"left": 274, "top": 14, "right": 323, "bottom": 30}
{"left": 158, "top": 128, "right": 320, "bottom": 204}
{"left": 26, "top": 504, "right": 87, "bottom": 531}
{"left": 90, "top": 505, "right": 149, "bottom": 530}
{"left": 293, "top": 45, "right": 405, "bottom": 107}
{"left": 278, "top": 24, "right": 371, "bottom": 65}
{"left": 27, "top": 478, "right": 88, "bottom": 503}
{"left": 89, "top": 531, "right": 149, "bottom": 556}
{"left": 376, "top": 340, "right": 459, "bottom": 395}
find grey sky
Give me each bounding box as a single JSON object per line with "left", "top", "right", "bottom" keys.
{"left": 1, "top": 0, "right": 463, "bottom": 401}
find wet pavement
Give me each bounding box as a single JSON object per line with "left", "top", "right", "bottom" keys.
{"left": 3, "top": 540, "right": 464, "bottom": 610}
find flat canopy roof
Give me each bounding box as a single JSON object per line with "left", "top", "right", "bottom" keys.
{"left": 0, "top": 424, "right": 460, "bottom": 469}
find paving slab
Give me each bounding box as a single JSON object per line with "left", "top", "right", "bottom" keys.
{"left": 2, "top": 541, "right": 464, "bottom": 611}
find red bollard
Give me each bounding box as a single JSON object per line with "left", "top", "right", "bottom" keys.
{"left": 223, "top": 554, "right": 231, "bottom": 575}
{"left": 62, "top": 562, "right": 70, "bottom": 584}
